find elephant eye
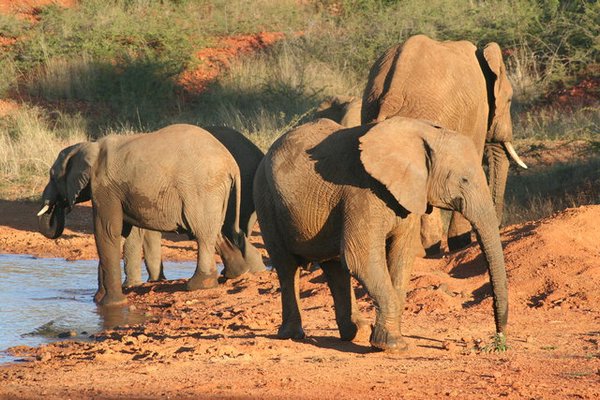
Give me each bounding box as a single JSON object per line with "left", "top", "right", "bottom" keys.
{"left": 461, "top": 177, "right": 469, "bottom": 184}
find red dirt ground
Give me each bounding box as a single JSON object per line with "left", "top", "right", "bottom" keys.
{"left": 1, "top": 201, "right": 599, "bottom": 399}
{"left": 0, "top": 0, "right": 75, "bottom": 22}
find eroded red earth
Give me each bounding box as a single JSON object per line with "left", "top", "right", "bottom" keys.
{"left": 1, "top": 200, "right": 599, "bottom": 399}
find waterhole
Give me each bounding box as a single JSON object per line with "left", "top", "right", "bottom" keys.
{"left": 0, "top": 254, "right": 202, "bottom": 363}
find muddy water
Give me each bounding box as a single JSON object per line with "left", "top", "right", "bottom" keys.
{"left": 0, "top": 254, "right": 201, "bottom": 362}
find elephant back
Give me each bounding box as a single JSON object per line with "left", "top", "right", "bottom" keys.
{"left": 362, "top": 34, "right": 488, "bottom": 142}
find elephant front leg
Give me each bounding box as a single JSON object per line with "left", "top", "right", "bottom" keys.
{"left": 141, "top": 229, "right": 166, "bottom": 281}
{"left": 342, "top": 232, "right": 403, "bottom": 352}
{"left": 447, "top": 212, "right": 473, "bottom": 251}
{"left": 321, "top": 260, "right": 370, "bottom": 342}
{"left": 93, "top": 207, "right": 127, "bottom": 306}
{"left": 386, "top": 221, "right": 419, "bottom": 348}
{"left": 420, "top": 208, "right": 443, "bottom": 256}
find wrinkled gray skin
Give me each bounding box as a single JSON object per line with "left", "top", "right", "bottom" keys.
{"left": 362, "top": 34, "right": 525, "bottom": 252}
{"left": 315, "top": 95, "right": 362, "bottom": 128}
{"left": 38, "top": 124, "right": 260, "bottom": 306}
{"left": 122, "top": 126, "right": 266, "bottom": 288}
{"left": 254, "top": 117, "right": 508, "bottom": 352}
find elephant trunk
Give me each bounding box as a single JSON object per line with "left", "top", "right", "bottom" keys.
{"left": 37, "top": 183, "right": 66, "bottom": 239}
{"left": 38, "top": 203, "right": 66, "bottom": 239}
{"left": 462, "top": 193, "right": 508, "bottom": 336}
{"left": 484, "top": 142, "right": 509, "bottom": 225}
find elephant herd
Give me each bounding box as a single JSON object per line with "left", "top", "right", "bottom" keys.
{"left": 36, "top": 35, "right": 526, "bottom": 352}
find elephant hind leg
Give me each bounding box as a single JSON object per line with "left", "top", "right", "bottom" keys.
{"left": 447, "top": 212, "right": 473, "bottom": 251}
{"left": 274, "top": 256, "right": 305, "bottom": 340}
{"left": 320, "top": 260, "right": 370, "bottom": 342}
{"left": 186, "top": 235, "right": 220, "bottom": 291}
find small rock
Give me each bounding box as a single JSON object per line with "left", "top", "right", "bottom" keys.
{"left": 137, "top": 334, "right": 148, "bottom": 343}
{"left": 57, "top": 331, "right": 77, "bottom": 338}
{"left": 129, "top": 304, "right": 137, "bottom": 311}
{"left": 121, "top": 335, "right": 136, "bottom": 345}
{"left": 36, "top": 352, "right": 52, "bottom": 362}
{"left": 442, "top": 341, "right": 458, "bottom": 352}
{"left": 525, "top": 336, "right": 535, "bottom": 343}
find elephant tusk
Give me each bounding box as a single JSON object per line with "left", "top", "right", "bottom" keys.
{"left": 503, "top": 142, "right": 528, "bottom": 169}
{"left": 37, "top": 204, "right": 50, "bottom": 216}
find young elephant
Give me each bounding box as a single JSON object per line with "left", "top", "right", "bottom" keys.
{"left": 122, "top": 126, "right": 266, "bottom": 288}
{"left": 37, "top": 124, "right": 259, "bottom": 306}
{"left": 253, "top": 117, "right": 508, "bottom": 352}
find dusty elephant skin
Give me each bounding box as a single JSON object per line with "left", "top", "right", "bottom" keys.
{"left": 253, "top": 117, "right": 508, "bottom": 352}
{"left": 122, "top": 126, "right": 266, "bottom": 288}
{"left": 37, "top": 124, "right": 259, "bottom": 306}
{"left": 362, "top": 34, "right": 527, "bottom": 253}
{"left": 315, "top": 95, "right": 362, "bottom": 128}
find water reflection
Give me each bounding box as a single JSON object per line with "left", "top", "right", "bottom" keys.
{"left": 0, "top": 253, "right": 198, "bottom": 361}
{"left": 96, "top": 304, "right": 148, "bottom": 330}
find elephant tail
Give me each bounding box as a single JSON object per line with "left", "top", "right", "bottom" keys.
{"left": 228, "top": 171, "right": 246, "bottom": 256}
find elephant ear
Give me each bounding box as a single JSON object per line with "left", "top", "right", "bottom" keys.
{"left": 482, "top": 43, "right": 512, "bottom": 111}
{"left": 359, "top": 118, "right": 429, "bottom": 215}
{"left": 52, "top": 142, "right": 98, "bottom": 207}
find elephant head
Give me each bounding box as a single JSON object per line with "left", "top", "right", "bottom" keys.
{"left": 478, "top": 42, "right": 527, "bottom": 222}
{"left": 315, "top": 95, "right": 362, "bottom": 128}
{"left": 359, "top": 117, "right": 508, "bottom": 335}
{"left": 37, "top": 142, "right": 99, "bottom": 239}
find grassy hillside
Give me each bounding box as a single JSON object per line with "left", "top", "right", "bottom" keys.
{"left": 0, "top": 0, "right": 598, "bottom": 223}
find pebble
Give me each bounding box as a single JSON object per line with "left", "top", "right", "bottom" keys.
{"left": 442, "top": 341, "right": 458, "bottom": 352}
{"left": 57, "top": 331, "right": 77, "bottom": 338}
{"left": 36, "top": 352, "right": 52, "bottom": 362}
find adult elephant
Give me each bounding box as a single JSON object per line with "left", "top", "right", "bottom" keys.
{"left": 362, "top": 34, "right": 527, "bottom": 252}
{"left": 37, "top": 124, "right": 261, "bottom": 306}
{"left": 253, "top": 117, "right": 508, "bottom": 352}
{"left": 122, "top": 126, "right": 266, "bottom": 288}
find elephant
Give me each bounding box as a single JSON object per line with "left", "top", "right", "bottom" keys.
{"left": 37, "top": 124, "right": 262, "bottom": 306}
{"left": 253, "top": 117, "right": 508, "bottom": 352}
{"left": 122, "top": 126, "right": 266, "bottom": 288}
{"left": 362, "top": 34, "right": 527, "bottom": 252}
{"left": 314, "top": 95, "right": 362, "bottom": 127}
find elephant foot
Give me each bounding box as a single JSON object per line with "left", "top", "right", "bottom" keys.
{"left": 186, "top": 274, "right": 219, "bottom": 291}
{"left": 338, "top": 315, "right": 371, "bottom": 342}
{"left": 249, "top": 262, "right": 267, "bottom": 274}
{"left": 222, "top": 257, "right": 250, "bottom": 279}
{"left": 148, "top": 269, "right": 167, "bottom": 282}
{"left": 353, "top": 320, "right": 372, "bottom": 343}
{"left": 122, "top": 279, "right": 143, "bottom": 289}
{"left": 370, "top": 324, "right": 408, "bottom": 353}
{"left": 447, "top": 232, "right": 472, "bottom": 252}
{"left": 277, "top": 321, "right": 305, "bottom": 340}
{"left": 424, "top": 241, "right": 442, "bottom": 257}
{"left": 94, "top": 288, "right": 106, "bottom": 304}
{"left": 96, "top": 292, "right": 128, "bottom": 307}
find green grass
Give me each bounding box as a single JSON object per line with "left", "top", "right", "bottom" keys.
{"left": 0, "top": 0, "right": 598, "bottom": 212}
{"left": 0, "top": 106, "right": 88, "bottom": 200}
